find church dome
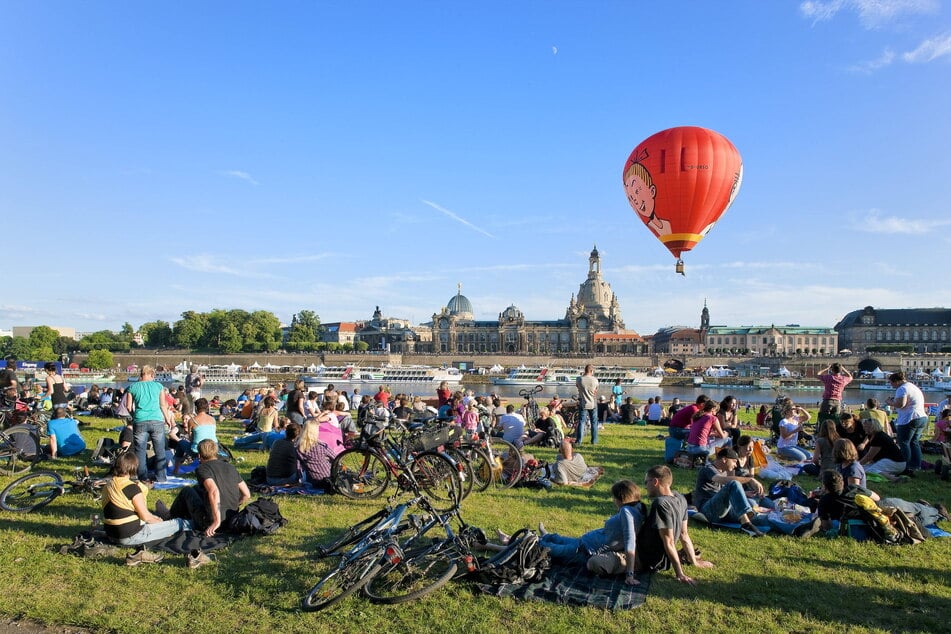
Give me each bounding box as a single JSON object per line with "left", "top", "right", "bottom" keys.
{"left": 447, "top": 287, "right": 474, "bottom": 319}
{"left": 501, "top": 305, "right": 523, "bottom": 321}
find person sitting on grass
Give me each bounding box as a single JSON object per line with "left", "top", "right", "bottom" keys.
{"left": 692, "top": 447, "right": 767, "bottom": 537}
{"left": 47, "top": 407, "right": 86, "bottom": 458}
{"left": 297, "top": 419, "right": 335, "bottom": 490}
{"left": 686, "top": 399, "right": 730, "bottom": 457}
{"left": 933, "top": 409, "right": 951, "bottom": 444}
{"left": 776, "top": 403, "right": 812, "bottom": 462}
{"left": 169, "top": 439, "right": 251, "bottom": 536}
{"left": 524, "top": 407, "right": 559, "bottom": 446}
{"left": 265, "top": 421, "right": 301, "bottom": 486}
{"left": 859, "top": 418, "right": 908, "bottom": 483}
{"left": 814, "top": 470, "right": 944, "bottom": 533}
{"left": 802, "top": 416, "right": 839, "bottom": 477}
{"left": 633, "top": 464, "right": 713, "bottom": 585}
{"left": 834, "top": 438, "right": 867, "bottom": 488}
{"left": 103, "top": 452, "right": 191, "bottom": 566}
{"left": 550, "top": 439, "right": 588, "bottom": 485}
{"left": 495, "top": 480, "right": 647, "bottom": 585}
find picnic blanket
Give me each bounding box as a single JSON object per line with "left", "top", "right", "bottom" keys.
{"left": 688, "top": 509, "right": 774, "bottom": 534}
{"left": 153, "top": 476, "right": 196, "bottom": 490}
{"left": 59, "top": 529, "right": 238, "bottom": 559}
{"left": 555, "top": 466, "right": 605, "bottom": 489}
{"left": 250, "top": 482, "right": 327, "bottom": 496}
{"left": 471, "top": 564, "right": 650, "bottom": 610}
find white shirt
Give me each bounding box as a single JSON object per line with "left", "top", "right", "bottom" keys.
{"left": 894, "top": 382, "right": 927, "bottom": 426}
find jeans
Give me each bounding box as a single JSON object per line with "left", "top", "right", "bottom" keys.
{"left": 266, "top": 474, "right": 300, "bottom": 486}
{"left": 687, "top": 437, "right": 731, "bottom": 456}
{"left": 133, "top": 420, "right": 167, "bottom": 482}
{"left": 700, "top": 481, "right": 753, "bottom": 524}
{"left": 117, "top": 518, "right": 192, "bottom": 546}
{"left": 539, "top": 534, "right": 588, "bottom": 566}
{"left": 880, "top": 497, "right": 941, "bottom": 526}
{"left": 575, "top": 408, "right": 598, "bottom": 444}
{"left": 896, "top": 416, "right": 928, "bottom": 470}
{"left": 777, "top": 445, "right": 812, "bottom": 462}
{"left": 288, "top": 411, "right": 305, "bottom": 426}
{"left": 669, "top": 427, "right": 689, "bottom": 441}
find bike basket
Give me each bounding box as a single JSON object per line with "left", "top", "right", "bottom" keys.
{"left": 409, "top": 424, "right": 461, "bottom": 453}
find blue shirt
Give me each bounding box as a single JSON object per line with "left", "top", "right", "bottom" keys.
{"left": 48, "top": 417, "right": 86, "bottom": 456}
{"left": 838, "top": 460, "right": 867, "bottom": 489}
{"left": 579, "top": 504, "right": 643, "bottom": 555}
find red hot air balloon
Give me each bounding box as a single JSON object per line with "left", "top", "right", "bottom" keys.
{"left": 622, "top": 126, "right": 743, "bottom": 274}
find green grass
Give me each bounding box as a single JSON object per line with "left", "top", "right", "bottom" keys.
{"left": 1, "top": 412, "right": 949, "bottom": 634}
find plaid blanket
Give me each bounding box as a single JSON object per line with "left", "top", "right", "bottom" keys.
{"left": 471, "top": 564, "right": 650, "bottom": 610}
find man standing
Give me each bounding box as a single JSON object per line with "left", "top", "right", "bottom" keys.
{"left": 575, "top": 364, "right": 599, "bottom": 444}
{"left": 817, "top": 363, "right": 852, "bottom": 433}
{"left": 886, "top": 371, "right": 928, "bottom": 476}
{"left": 636, "top": 465, "right": 713, "bottom": 584}
{"left": 184, "top": 365, "right": 203, "bottom": 416}
{"left": 692, "top": 448, "right": 767, "bottom": 537}
{"left": 124, "top": 366, "right": 171, "bottom": 484}
{"left": 170, "top": 439, "right": 251, "bottom": 536}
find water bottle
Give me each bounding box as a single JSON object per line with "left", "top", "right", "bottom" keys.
{"left": 90, "top": 514, "right": 101, "bottom": 530}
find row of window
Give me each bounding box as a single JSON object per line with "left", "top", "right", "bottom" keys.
{"left": 870, "top": 330, "right": 950, "bottom": 342}
{"left": 708, "top": 336, "right": 834, "bottom": 346}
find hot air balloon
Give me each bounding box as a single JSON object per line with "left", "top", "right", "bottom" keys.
{"left": 622, "top": 126, "right": 742, "bottom": 275}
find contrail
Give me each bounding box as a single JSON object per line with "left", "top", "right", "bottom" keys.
{"left": 421, "top": 199, "right": 495, "bottom": 238}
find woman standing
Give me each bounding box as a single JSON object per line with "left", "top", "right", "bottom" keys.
{"left": 43, "top": 362, "right": 69, "bottom": 411}
{"left": 124, "top": 366, "right": 171, "bottom": 484}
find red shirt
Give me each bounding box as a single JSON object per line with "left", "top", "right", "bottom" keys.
{"left": 374, "top": 390, "right": 390, "bottom": 407}
{"left": 436, "top": 388, "right": 451, "bottom": 407}
{"left": 819, "top": 373, "right": 851, "bottom": 400}
{"left": 670, "top": 404, "right": 699, "bottom": 429}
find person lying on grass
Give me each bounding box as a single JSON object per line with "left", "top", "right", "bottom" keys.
{"left": 494, "top": 480, "right": 647, "bottom": 585}
{"left": 816, "top": 470, "right": 948, "bottom": 532}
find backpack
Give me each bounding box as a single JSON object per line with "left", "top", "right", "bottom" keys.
{"left": 475, "top": 528, "right": 550, "bottom": 585}
{"left": 227, "top": 498, "right": 288, "bottom": 535}
{"left": 882, "top": 506, "right": 930, "bottom": 545}
{"left": 839, "top": 494, "right": 899, "bottom": 544}
{"left": 767, "top": 480, "right": 811, "bottom": 507}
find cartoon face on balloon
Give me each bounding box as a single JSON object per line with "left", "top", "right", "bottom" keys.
{"left": 623, "top": 159, "right": 670, "bottom": 237}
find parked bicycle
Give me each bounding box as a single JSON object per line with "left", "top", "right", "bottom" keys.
{"left": 518, "top": 385, "right": 543, "bottom": 425}
{"left": 0, "top": 423, "right": 42, "bottom": 476}
{"left": 330, "top": 417, "right": 463, "bottom": 511}
{"left": 0, "top": 467, "right": 108, "bottom": 513}
{"left": 301, "top": 492, "right": 485, "bottom": 611}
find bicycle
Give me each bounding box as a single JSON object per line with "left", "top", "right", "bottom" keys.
{"left": 330, "top": 417, "right": 463, "bottom": 512}
{"left": 301, "top": 493, "right": 484, "bottom": 611}
{"left": 519, "top": 385, "right": 543, "bottom": 424}
{"left": 0, "top": 423, "right": 43, "bottom": 476}
{"left": 0, "top": 467, "right": 108, "bottom": 513}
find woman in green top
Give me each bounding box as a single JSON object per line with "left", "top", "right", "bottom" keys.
{"left": 124, "top": 365, "right": 172, "bottom": 483}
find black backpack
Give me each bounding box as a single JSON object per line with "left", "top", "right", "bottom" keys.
{"left": 475, "top": 528, "right": 550, "bottom": 585}
{"left": 227, "top": 498, "right": 288, "bottom": 535}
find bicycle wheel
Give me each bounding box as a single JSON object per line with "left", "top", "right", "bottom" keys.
{"left": 0, "top": 426, "right": 42, "bottom": 476}
{"left": 443, "top": 447, "right": 474, "bottom": 500}
{"left": 0, "top": 470, "right": 64, "bottom": 512}
{"left": 461, "top": 445, "right": 493, "bottom": 493}
{"left": 301, "top": 551, "right": 383, "bottom": 612}
{"left": 331, "top": 448, "right": 391, "bottom": 499}
{"left": 364, "top": 541, "right": 458, "bottom": 604}
{"left": 485, "top": 437, "right": 522, "bottom": 488}
{"left": 409, "top": 451, "right": 461, "bottom": 512}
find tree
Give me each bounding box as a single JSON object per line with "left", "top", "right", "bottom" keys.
{"left": 287, "top": 310, "right": 322, "bottom": 344}
{"left": 28, "top": 326, "right": 59, "bottom": 359}
{"left": 354, "top": 341, "right": 370, "bottom": 352}
{"left": 220, "top": 322, "right": 243, "bottom": 353}
{"left": 173, "top": 312, "right": 206, "bottom": 349}
{"left": 85, "top": 349, "right": 114, "bottom": 370}
{"left": 140, "top": 321, "right": 173, "bottom": 348}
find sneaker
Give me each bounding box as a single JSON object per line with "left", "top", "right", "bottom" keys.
{"left": 793, "top": 517, "right": 822, "bottom": 538}
{"left": 186, "top": 549, "right": 215, "bottom": 569}
{"left": 740, "top": 523, "right": 766, "bottom": 538}
{"left": 690, "top": 511, "right": 709, "bottom": 525}
{"left": 934, "top": 503, "right": 950, "bottom": 521}
{"left": 126, "top": 548, "right": 164, "bottom": 566}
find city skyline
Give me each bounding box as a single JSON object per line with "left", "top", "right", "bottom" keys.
{"left": 2, "top": 2, "right": 949, "bottom": 334}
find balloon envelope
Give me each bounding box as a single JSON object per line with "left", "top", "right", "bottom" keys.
{"left": 622, "top": 126, "right": 742, "bottom": 259}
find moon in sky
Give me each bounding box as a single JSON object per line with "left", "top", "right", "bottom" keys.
{"left": 552, "top": 46, "right": 558, "bottom": 55}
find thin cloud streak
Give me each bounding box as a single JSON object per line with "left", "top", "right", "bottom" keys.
{"left": 218, "top": 170, "right": 260, "bottom": 186}
{"left": 799, "top": 0, "right": 938, "bottom": 27}
{"left": 903, "top": 32, "right": 951, "bottom": 62}
{"left": 420, "top": 200, "right": 496, "bottom": 238}
{"left": 851, "top": 209, "right": 951, "bottom": 234}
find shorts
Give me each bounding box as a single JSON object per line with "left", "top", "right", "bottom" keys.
{"left": 586, "top": 551, "right": 627, "bottom": 576}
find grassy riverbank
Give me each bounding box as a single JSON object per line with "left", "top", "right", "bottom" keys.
{"left": 0, "top": 414, "right": 948, "bottom": 634}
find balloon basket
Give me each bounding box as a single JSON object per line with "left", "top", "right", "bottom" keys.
{"left": 675, "top": 259, "right": 685, "bottom": 276}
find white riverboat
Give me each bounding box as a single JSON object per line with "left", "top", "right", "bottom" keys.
{"left": 303, "top": 364, "right": 462, "bottom": 386}
{"left": 491, "top": 366, "right": 554, "bottom": 386}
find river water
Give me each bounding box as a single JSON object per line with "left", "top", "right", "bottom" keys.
{"left": 81, "top": 379, "right": 908, "bottom": 408}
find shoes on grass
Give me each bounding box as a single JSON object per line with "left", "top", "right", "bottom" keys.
{"left": 740, "top": 523, "right": 766, "bottom": 538}
{"left": 126, "top": 548, "right": 164, "bottom": 566}
{"left": 793, "top": 517, "right": 822, "bottom": 538}
{"left": 187, "top": 549, "right": 215, "bottom": 569}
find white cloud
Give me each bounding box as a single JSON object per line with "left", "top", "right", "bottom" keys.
{"left": 420, "top": 199, "right": 496, "bottom": 238}
{"left": 218, "top": 170, "right": 260, "bottom": 186}
{"left": 169, "top": 254, "right": 244, "bottom": 275}
{"left": 903, "top": 31, "right": 951, "bottom": 62}
{"left": 800, "top": 0, "right": 938, "bottom": 27}
{"left": 851, "top": 209, "right": 951, "bottom": 234}
{"left": 848, "top": 48, "right": 897, "bottom": 72}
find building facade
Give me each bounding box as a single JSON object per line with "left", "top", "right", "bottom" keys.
{"left": 835, "top": 306, "right": 951, "bottom": 354}
{"left": 704, "top": 325, "right": 838, "bottom": 356}
{"left": 429, "top": 247, "right": 645, "bottom": 355}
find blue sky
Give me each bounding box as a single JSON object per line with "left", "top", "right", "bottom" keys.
{"left": 2, "top": 1, "right": 949, "bottom": 336}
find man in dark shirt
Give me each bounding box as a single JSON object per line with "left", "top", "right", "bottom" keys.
{"left": 170, "top": 439, "right": 250, "bottom": 535}
{"left": 636, "top": 465, "right": 712, "bottom": 584}
{"left": 266, "top": 422, "right": 301, "bottom": 486}
{"left": 692, "top": 448, "right": 767, "bottom": 537}
{"left": 0, "top": 358, "right": 16, "bottom": 390}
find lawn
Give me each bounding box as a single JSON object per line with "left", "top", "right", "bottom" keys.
{"left": 0, "top": 411, "right": 949, "bottom": 634}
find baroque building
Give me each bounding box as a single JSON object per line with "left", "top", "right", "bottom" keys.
{"left": 429, "top": 247, "right": 645, "bottom": 354}
{"left": 835, "top": 306, "right": 951, "bottom": 354}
